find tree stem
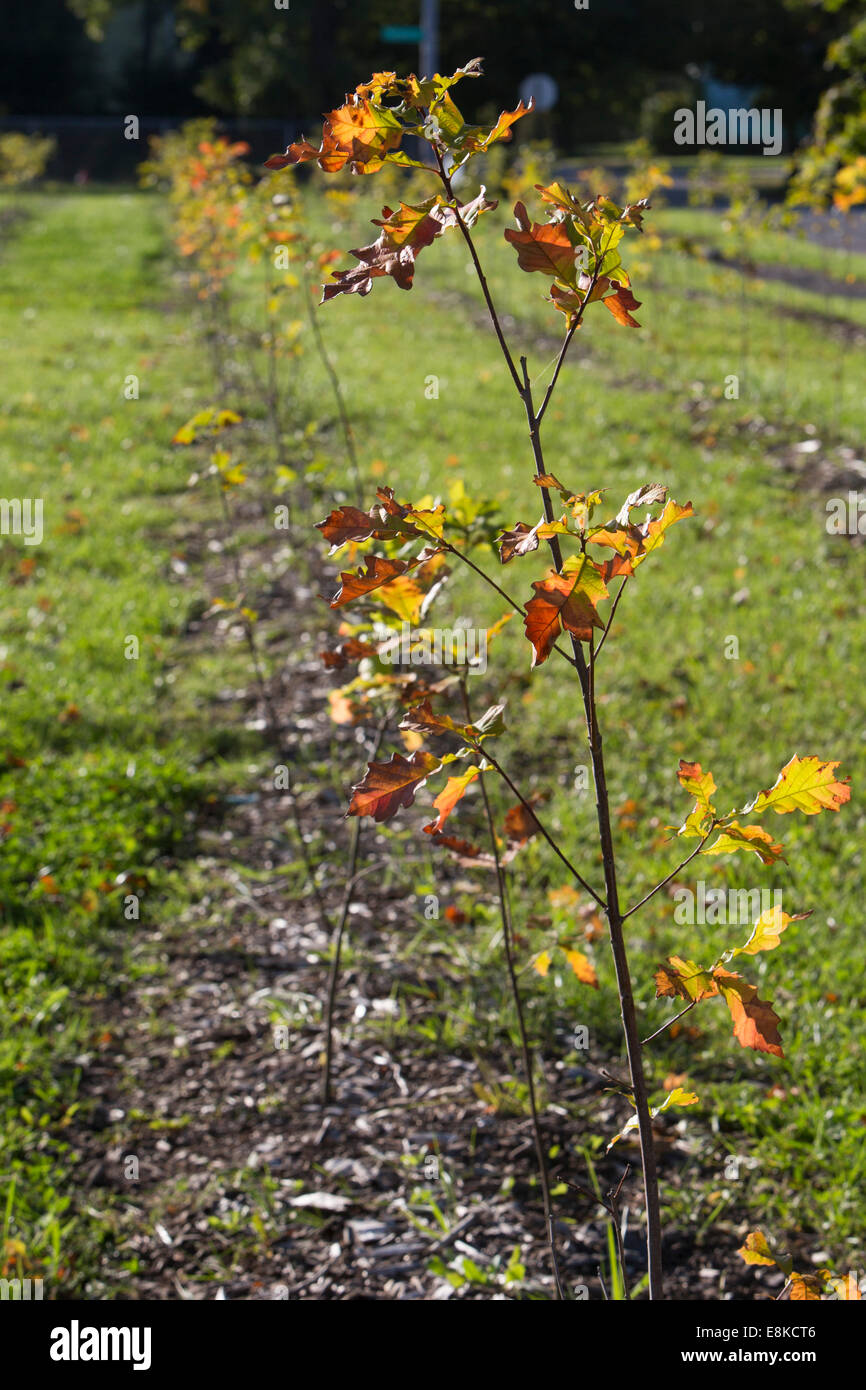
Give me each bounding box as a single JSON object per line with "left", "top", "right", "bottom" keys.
{"left": 462, "top": 681, "right": 563, "bottom": 1299}
{"left": 438, "top": 190, "right": 664, "bottom": 1298}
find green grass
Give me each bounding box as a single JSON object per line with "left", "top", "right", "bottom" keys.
{"left": 1, "top": 179, "right": 863, "bottom": 1294}
{"left": 0, "top": 189, "right": 247, "bottom": 1288}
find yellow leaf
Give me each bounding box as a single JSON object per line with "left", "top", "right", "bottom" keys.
{"left": 607, "top": 1086, "right": 698, "bottom": 1150}
{"left": 746, "top": 755, "right": 850, "bottom": 817}
{"left": 377, "top": 574, "right": 425, "bottom": 624}
{"left": 564, "top": 949, "right": 598, "bottom": 988}
{"left": 533, "top": 950, "right": 552, "bottom": 977}
{"left": 703, "top": 821, "right": 785, "bottom": 865}
{"left": 827, "top": 1273, "right": 862, "bottom": 1300}
{"left": 737, "top": 1230, "right": 775, "bottom": 1267}
{"left": 734, "top": 906, "right": 810, "bottom": 957}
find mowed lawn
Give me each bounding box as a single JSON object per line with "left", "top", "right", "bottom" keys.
{"left": 0, "top": 182, "right": 864, "bottom": 1292}
{"left": 0, "top": 190, "right": 228, "bottom": 1286}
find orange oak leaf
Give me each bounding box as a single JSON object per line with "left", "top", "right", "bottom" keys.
{"left": 317, "top": 504, "right": 385, "bottom": 549}
{"left": 467, "top": 101, "right": 533, "bottom": 153}
{"left": 423, "top": 766, "right": 480, "bottom": 835}
{"left": 790, "top": 1274, "right": 824, "bottom": 1301}
{"left": 316, "top": 489, "right": 426, "bottom": 550}
{"left": 504, "top": 798, "right": 543, "bottom": 844}
{"left": 523, "top": 556, "right": 608, "bottom": 666}
{"left": 427, "top": 832, "right": 514, "bottom": 869}
{"left": 272, "top": 98, "right": 402, "bottom": 174}
{"left": 320, "top": 637, "right": 378, "bottom": 669}
{"left": 713, "top": 969, "right": 784, "bottom": 1057}
{"left": 323, "top": 191, "right": 496, "bottom": 301}
{"left": 504, "top": 203, "right": 582, "bottom": 286}
{"left": 325, "top": 100, "right": 404, "bottom": 170}
{"left": 564, "top": 949, "right": 599, "bottom": 988}
{"left": 347, "top": 751, "right": 441, "bottom": 822}
{"left": 427, "top": 831, "right": 486, "bottom": 861}
{"left": 597, "top": 553, "right": 635, "bottom": 583}
{"left": 603, "top": 283, "right": 642, "bottom": 327}
{"left": 587, "top": 522, "right": 645, "bottom": 559}
{"left": 322, "top": 231, "right": 418, "bottom": 299}
{"left": 533, "top": 472, "right": 571, "bottom": 492}
{"left": 266, "top": 122, "right": 355, "bottom": 173}
{"left": 399, "top": 699, "right": 463, "bottom": 738}
{"left": 328, "top": 555, "right": 409, "bottom": 607}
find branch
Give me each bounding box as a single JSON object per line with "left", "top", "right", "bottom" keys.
{"left": 641, "top": 999, "right": 697, "bottom": 1046}
{"left": 535, "top": 318, "right": 579, "bottom": 426}
{"left": 322, "top": 709, "right": 391, "bottom": 1104}
{"left": 621, "top": 827, "right": 717, "bottom": 922}
{"left": 435, "top": 149, "right": 524, "bottom": 396}
{"left": 478, "top": 746, "right": 606, "bottom": 909}
{"left": 438, "top": 538, "right": 578, "bottom": 670}
{"left": 534, "top": 223, "right": 614, "bottom": 428}
{"left": 593, "top": 577, "right": 630, "bottom": 661}
{"left": 461, "top": 680, "right": 563, "bottom": 1300}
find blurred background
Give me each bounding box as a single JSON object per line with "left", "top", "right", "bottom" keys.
{"left": 1, "top": 0, "right": 863, "bottom": 193}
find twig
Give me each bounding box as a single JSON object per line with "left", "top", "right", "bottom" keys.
{"left": 322, "top": 711, "right": 390, "bottom": 1104}
{"left": 478, "top": 746, "right": 606, "bottom": 909}
{"left": 641, "top": 999, "right": 697, "bottom": 1046}
{"left": 461, "top": 679, "right": 563, "bottom": 1301}
{"left": 435, "top": 150, "right": 523, "bottom": 394}
{"left": 593, "top": 577, "right": 630, "bottom": 661}
{"left": 302, "top": 256, "right": 363, "bottom": 505}
{"left": 536, "top": 318, "right": 579, "bottom": 426}
{"left": 621, "top": 827, "right": 716, "bottom": 921}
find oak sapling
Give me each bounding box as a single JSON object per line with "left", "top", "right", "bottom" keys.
{"left": 266, "top": 58, "right": 852, "bottom": 1300}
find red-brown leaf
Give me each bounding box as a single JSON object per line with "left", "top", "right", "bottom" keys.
{"left": 523, "top": 560, "right": 608, "bottom": 667}
{"left": 603, "top": 284, "right": 642, "bottom": 327}
{"left": 329, "top": 555, "right": 408, "bottom": 607}
{"left": 347, "top": 751, "right": 441, "bottom": 822}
